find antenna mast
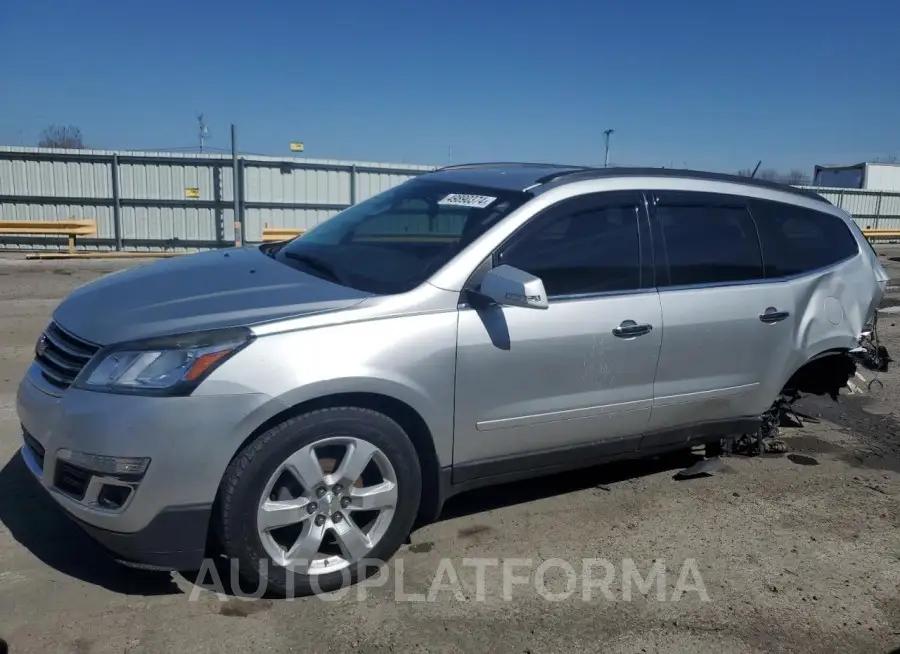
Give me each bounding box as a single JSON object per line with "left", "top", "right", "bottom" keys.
{"left": 603, "top": 129, "right": 615, "bottom": 167}
{"left": 750, "top": 160, "right": 762, "bottom": 178}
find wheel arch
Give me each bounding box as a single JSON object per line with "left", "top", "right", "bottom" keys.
{"left": 217, "top": 391, "right": 445, "bottom": 528}
{"left": 781, "top": 346, "right": 856, "bottom": 398}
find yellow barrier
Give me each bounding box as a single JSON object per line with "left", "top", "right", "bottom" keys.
{"left": 24, "top": 251, "right": 188, "bottom": 260}
{"left": 260, "top": 226, "right": 457, "bottom": 244}
{"left": 262, "top": 227, "right": 305, "bottom": 242}
{"left": 862, "top": 229, "right": 900, "bottom": 241}
{"left": 0, "top": 219, "right": 97, "bottom": 253}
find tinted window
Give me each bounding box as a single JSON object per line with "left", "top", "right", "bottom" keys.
{"left": 275, "top": 178, "right": 531, "bottom": 294}
{"left": 497, "top": 193, "right": 643, "bottom": 296}
{"left": 750, "top": 199, "right": 859, "bottom": 277}
{"left": 812, "top": 167, "right": 863, "bottom": 189}
{"left": 655, "top": 195, "right": 764, "bottom": 286}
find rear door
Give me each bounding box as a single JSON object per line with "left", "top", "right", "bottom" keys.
{"left": 643, "top": 190, "right": 796, "bottom": 447}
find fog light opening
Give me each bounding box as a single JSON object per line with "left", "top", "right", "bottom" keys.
{"left": 54, "top": 461, "right": 91, "bottom": 500}
{"left": 97, "top": 484, "right": 133, "bottom": 510}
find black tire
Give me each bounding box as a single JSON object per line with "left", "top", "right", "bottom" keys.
{"left": 217, "top": 406, "right": 422, "bottom": 598}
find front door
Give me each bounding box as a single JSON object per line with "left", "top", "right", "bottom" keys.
{"left": 452, "top": 191, "right": 662, "bottom": 481}
{"left": 644, "top": 190, "right": 797, "bottom": 445}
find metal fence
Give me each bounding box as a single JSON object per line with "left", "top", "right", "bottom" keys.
{"left": 2, "top": 146, "right": 899, "bottom": 252}
{"left": 0, "top": 147, "right": 436, "bottom": 251}
{"left": 798, "top": 185, "right": 900, "bottom": 230}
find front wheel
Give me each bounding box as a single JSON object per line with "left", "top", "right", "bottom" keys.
{"left": 217, "top": 407, "right": 422, "bottom": 598}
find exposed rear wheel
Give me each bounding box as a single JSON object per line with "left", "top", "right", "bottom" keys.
{"left": 217, "top": 407, "right": 422, "bottom": 597}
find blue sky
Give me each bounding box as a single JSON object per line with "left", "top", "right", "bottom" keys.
{"left": 1, "top": 0, "right": 898, "bottom": 173}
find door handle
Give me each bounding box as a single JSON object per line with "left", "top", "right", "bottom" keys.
{"left": 759, "top": 307, "right": 790, "bottom": 324}
{"left": 612, "top": 320, "right": 653, "bottom": 338}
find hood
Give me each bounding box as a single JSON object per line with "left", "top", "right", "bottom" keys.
{"left": 53, "top": 247, "right": 371, "bottom": 345}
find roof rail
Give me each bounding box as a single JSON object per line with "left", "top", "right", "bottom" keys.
{"left": 433, "top": 161, "right": 582, "bottom": 172}
{"left": 536, "top": 167, "right": 831, "bottom": 205}
{"left": 533, "top": 166, "right": 603, "bottom": 185}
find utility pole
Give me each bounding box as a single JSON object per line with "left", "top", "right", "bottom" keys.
{"left": 603, "top": 129, "right": 614, "bottom": 167}
{"left": 197, "top": 113, "right": 209, "bottom": 153}
{"left": 231, "top": 124, "right": 241, "bottom": 246}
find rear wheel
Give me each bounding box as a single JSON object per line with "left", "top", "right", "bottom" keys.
{"left": 217, "top": 407, "right": 422, "bottom": 597}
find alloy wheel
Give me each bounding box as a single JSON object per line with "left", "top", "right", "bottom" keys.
{"left": 256, "top": 436, "right": 399, "bottom": 575}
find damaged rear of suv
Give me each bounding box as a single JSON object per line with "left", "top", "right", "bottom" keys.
{"left": 596, "top": 177, "right": 892, "bottom": 459}
{"left": 718, "top": 190, "right": 892, "bottom": 452}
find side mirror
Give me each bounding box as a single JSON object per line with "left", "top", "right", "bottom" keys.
{"left": 477, "top": 265, "right": 549, "bottom": 310}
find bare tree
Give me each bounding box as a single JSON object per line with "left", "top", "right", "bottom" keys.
{"left": 784, "top": 169, "right": 810, "bottom": 185}
{"left": 733, "top": 168, "right": 810, "bottom": 185}
{"left": 38, "top": 125, "right": 85, "bottom": 149}
{"left": 754, "top": 168, "right": 781, "bottom": 181}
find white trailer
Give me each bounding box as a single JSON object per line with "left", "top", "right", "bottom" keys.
{"left": 813, "top": 162, "right": 900, "bottom": 191}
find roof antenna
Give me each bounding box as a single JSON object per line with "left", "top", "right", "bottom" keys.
{"left": 750, "top": 160, "right": 762, "bottom": 178}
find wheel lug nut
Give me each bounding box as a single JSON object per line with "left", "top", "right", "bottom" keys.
{"left": 332, "top": 512, "right": 343, "bottom": 523}
{"left": 315, "top": 486, "right": 326, "bottom": 498}
{"left": 314, "top": 514, "right": 326, "bottom": 526}
{"left": 341, "top": 497, "right": 351, "bottom": 509}
{"left": 307, "top": 502, "right": 318, "bottom": 514}
{"left": 333, "top": 484, "right": 343, "bottom": 494}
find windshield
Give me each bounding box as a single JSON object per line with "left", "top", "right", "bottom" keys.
{"left": 273, "top": 177, "right": 531, "bottom": 294}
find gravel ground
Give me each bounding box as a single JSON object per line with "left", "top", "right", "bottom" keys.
{"left": 0, "top": 249, "right": 899, "bottom": 654}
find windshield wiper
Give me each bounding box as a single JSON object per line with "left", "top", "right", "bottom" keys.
{"left": 282, "top": 251, "right": 346, "bottom": 285}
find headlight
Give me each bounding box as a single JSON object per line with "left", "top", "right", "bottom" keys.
{"left": 74, "top": 327, "right": 253, "bottom": 396}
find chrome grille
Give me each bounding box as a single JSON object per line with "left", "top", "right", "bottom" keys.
{"left": 34, "top": 322, "right": 99, "bottom": 390}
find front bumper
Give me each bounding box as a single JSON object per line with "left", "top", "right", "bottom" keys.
{"left": 16, "top": 362, "right": 281, "bottom": 570}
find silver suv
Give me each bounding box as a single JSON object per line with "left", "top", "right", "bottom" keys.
{"left": 17, "top": 163, "right": 890, "bottom": 596}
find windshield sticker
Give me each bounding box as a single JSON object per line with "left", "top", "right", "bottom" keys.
{"left": 438, "top": 193, "right": 497, "bottom": 209}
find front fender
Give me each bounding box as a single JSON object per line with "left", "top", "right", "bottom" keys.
{"left": 201, "top": 310, "right": 460, "bottom": 467}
